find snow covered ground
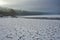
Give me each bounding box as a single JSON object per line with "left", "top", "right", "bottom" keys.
{"left": 0, "top": 16, "right": 60, "bottom": 40}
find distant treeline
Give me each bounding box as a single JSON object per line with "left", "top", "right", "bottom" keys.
{"left": 0, "top": 9, "right": 16, "bottom": 17}
{"left": 16, "top": 10, "right": 48, "bottom": 16}
{"left": 0, "top": 9, "right": 48, "bottom": 17}
{"left": 0, "top": 8, "right": 48, "bottom": 17}
{"left": 16, "top": 10, "right": 60, "bottom": 16}
{"left": 0, "top": 8, "right": 59, "bottom": 17}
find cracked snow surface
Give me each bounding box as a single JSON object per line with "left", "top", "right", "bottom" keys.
{"left": 0, "top": 18, "right": 60, "bottom": 40}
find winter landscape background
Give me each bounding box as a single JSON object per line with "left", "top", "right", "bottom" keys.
{"left": 0, "top": 0, "right": 60, "bottom": 40}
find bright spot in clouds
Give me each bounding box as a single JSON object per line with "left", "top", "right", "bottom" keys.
{"left": 0, "top": 0, "right": 8, "bottom": 6}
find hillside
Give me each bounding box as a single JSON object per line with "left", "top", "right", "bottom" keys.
{"left": 0, "top": 7, "right": 16, "bottom": 17}
{"left": 0, "top": 7, "right": 60, "bottom": 17}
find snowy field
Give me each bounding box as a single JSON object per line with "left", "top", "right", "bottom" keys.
{"left": 0, "top": 16, "right": 60, "bottom": 40}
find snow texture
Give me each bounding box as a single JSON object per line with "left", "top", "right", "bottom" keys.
{"left": 0, "top": 17, "right": 60, "bottom": 40}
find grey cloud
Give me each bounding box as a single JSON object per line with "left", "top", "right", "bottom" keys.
{"left": 2, "top": 0, "right": 60, "bottom": 12}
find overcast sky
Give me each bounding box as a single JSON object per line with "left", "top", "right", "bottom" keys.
{"left": 0, "top": 0, "right": 60, "bottom": 13}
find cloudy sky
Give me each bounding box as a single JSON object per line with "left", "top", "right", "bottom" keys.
{"left": 0, "top": 0, "right": 60, "bottom": 13}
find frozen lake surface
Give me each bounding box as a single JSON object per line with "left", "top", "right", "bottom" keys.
{"left": 0, "top": 16, "right": 60, "bottom": 40}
